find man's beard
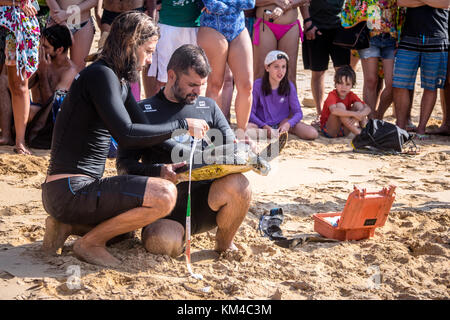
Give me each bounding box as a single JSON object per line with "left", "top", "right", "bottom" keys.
{"left": 172, "top": 79, "right": 198, "bottom": 104}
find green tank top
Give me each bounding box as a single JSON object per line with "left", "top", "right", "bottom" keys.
{"left": 159, "top": 0, "right": 203, "bottom": 28}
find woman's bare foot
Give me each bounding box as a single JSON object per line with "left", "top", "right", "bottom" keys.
{"left": 73, "top": 238, "right": 120, "bottom": 267}
{"left": 42, "top": 216, "right": 73, "bottom": 255}
{"left": 13, "top": 143, "right": 32, "bottom": 155}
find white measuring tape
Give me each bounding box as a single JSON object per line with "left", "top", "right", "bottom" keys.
{"left": 185, "top": 138, "right": 203, "bottom": 280}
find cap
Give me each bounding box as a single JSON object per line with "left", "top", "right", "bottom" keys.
{"left": 264, "top": 50, "right": 289, "bottom": 66}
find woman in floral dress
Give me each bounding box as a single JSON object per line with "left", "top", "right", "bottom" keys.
{"left": 0, "top": 0, "right": 40, "bottom": 154}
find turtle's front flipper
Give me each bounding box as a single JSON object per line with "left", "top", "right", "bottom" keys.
{"left": 258, "top": 131, "right": 288, "bottom": 162}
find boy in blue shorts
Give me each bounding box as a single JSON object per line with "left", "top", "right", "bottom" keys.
{"left": 393, "top": 1, "right": 449, "bottom": 137}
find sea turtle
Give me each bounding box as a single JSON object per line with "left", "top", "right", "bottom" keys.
{"left": 175, "top": 131, "right": 288, "bottom": 184}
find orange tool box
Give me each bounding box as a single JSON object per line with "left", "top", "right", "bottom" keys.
{"left": 312, "top": 185, "right": 396, "bottom": 241}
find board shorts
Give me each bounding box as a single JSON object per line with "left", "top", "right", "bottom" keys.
{"left": 41, "top": 175, "right": 148, "bottom": 225}
{"left": 393, "top": 45, "right": 448, "bottom": 91}
{"left": 148, "top": 23, "right": 198, "bottom": 83}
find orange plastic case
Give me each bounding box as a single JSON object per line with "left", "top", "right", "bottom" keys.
{"left": 313, "top": 186, "right": 396, "bottom": 241}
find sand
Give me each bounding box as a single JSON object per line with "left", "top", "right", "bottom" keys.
{"left": 0, "top": 26, "right": 449, "bottom": 301}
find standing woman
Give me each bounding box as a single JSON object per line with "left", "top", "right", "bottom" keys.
{"left": 341, "top": 0, "right": 405, "bottom": 119}
{"left": 46, "top": 0, "right": 97, "bottom": 71}
{"left": 0, "top": 1, "right": 40, "bottom": 154}
{"left": 197, "top": 0, "right": 255, "bottom": 141}
{"left": 253, "top": 0, "right": 309, "bottom": 88}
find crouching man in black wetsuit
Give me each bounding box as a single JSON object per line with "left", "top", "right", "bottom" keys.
{"left": 116, "top": 45, "right": 252, "bottom": 257}
{"left": 40, "top": 12, "right": 210, "bottom": 267}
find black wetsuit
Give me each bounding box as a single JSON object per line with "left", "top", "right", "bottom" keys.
{"left": 117, "top": 89, "right": 236, "bottom": 234}
{"left": 41, "top": 60, "right": 188, "bottom": 225}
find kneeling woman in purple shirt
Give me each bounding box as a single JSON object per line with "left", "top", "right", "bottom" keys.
{"left": 247, "top": 50, "right": 318, "bottom": 140}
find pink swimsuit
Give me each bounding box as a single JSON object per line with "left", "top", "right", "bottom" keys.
{"left": 253, "top": 18, "right": 303, "bottom": 46}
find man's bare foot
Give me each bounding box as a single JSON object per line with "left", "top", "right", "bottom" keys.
{"left": 215, "top": 241, "right": 238, "bottom": 253}
{"left": 426, "top": 125, "right": 450, "bottom": 136}
{"left": 73, "top": 238, "right": 120, "bottom": 267}
{"left": 42, "top": 216, "right": 73, "bottom": 255}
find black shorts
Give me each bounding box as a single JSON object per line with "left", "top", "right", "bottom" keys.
{"left": 0, "top": 27, "right": 6, "bottom": 67}
{"left": 101, "top": 7, "right": 146, "bottom": 26}
{"left": 41, "top": 175, "right": 147, "bottom": 225}
{"left": 302, "top": 27, "right": 351, "bottom": 71}
{"left": 165, "top": 180, "right": 218, "bottom": 235}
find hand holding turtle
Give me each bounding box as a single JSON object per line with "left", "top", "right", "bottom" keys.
{"left": 161, "top": 162, "right": 187, "bottom": 184}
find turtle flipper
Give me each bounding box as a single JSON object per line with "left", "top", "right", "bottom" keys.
{"left": 258, "top": 131, "right": 288, "bottom": 161}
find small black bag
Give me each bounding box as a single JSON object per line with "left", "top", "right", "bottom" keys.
{"left": 333, "top": 21, "right": 370, "bottom": 50}
{"left": 351, "top": 119, "right": 416, "bottom": 155}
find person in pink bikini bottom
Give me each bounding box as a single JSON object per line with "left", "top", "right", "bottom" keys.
{"left": 252, "top": 0, "right": 310, "bottom": 87}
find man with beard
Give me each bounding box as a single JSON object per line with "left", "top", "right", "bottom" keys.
{"left": 41, "top": 13, "right": 210, "bottom": 267}
{"left": 116, "top": 44, "right": 252, "bottom": 257}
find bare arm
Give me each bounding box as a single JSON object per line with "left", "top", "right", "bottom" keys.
{"left": 145, "top": 0, "right": 157, "bottom": 20}
{"left": 74, "top": 0, "right": 98, "bottom": 13}
{"left": 422, "top": 0, "right": 450, "bottom": 8}
{"left": 329, "top": 104, "right": 361, "bottom": 118}
{"left": 0, "top": 1, "right": 14, "bottom": 5}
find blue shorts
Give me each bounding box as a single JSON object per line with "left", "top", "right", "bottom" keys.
{"left": 393, "top": 48, "right": 448, "bottom": 91}
{"left": 358, "top": 33, "right": 396, "bottom": 60}
{"left": 320, "top": 124, "right": 345, "bottom": 139}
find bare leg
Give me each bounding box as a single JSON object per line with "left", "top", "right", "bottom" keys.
{"left": 42, "top": 215, "right": 93, "bottom": 255}
{"left": 393, "top": 87, "right": 411, "bottom": 130}
{"left": 290, "top": 121, "right": 318, "bottom": 140}
{"left": 376, "top": 59, "right": 394, "bottom": 119}
{"left": 427, "top": 52, "right": 450, "bottom": 134}
{"left": 141, "top": 174, "right": 251, "bottom": 256}
{"left": 227, "top": 29, "right": 253, "bottom": 131}
{"left": 417, "top": 89, "right": 438, "bottom": 135}
{"left": 278, "top": 22, "right": 300, "bottom": 88}
{"left": 73, "top": 178, "right": 177, "bottom": 267}
{"left": 220, "top": 65, "right": 234, "bottom": 122}
{"left": 70, "top": 19, "right": 95, "bottom": 72}
{"left": 0, "top": 72, "right": 12, "bottom": 145}
{"left": 208, "top": 174, "right": 252, "bottom": 252}
{"left": 198, "top": 27, "right": 228, "bottom": 109}
{"left": 360, "top": 57, "right": 379, "bottom": 118}
{"left": 252, "top": 19, "right": 277, "bottom": 82}
{"left": 311, "top": 70, "right": 325, "bottom": 117}
{"left": 7, "top": 65, "right": 31, "bottom": 155}
{"left": 324, "top": 102, "right": 358, "bottom": 136}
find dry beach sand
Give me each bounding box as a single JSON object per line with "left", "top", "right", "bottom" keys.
{"left": 0, "top": 34, "right": 449, "bottom": 301}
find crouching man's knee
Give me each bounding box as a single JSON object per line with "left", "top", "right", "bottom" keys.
{"left": 143, "top": 178, "right": 178, "bottom": 219}
{"left": 141, "top": 219, "right": 185, "bottom": 258}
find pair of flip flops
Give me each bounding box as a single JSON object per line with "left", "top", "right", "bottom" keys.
{"left": 258, "top": 208, "right": 338, "bottom": 249}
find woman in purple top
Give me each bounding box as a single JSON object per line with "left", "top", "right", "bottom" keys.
{"left": 247, "top": 50, "right": 317, "bottom": 140}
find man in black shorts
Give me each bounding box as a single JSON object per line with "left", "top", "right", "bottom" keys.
{"left": 300, "top": 0, "right": 350, "bottom": 123}
{"left": 41, "top": 13, "right": 210, "bottom": 267}
{"left": 117, "top": 45, "right": 252, "bottom": 257}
